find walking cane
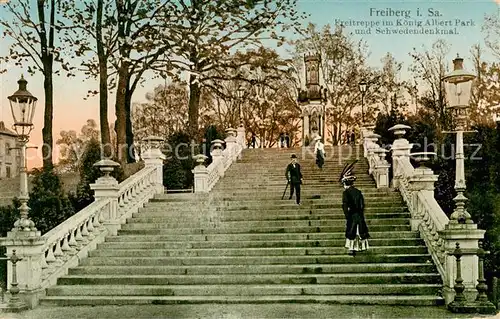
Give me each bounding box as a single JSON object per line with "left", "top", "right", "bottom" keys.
{"left": 281, "top": 181, "right": 289, "bottom": 200}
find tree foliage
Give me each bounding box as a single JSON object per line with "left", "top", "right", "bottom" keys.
{"left": 0, "top": 0, "right": 76, "bottom": 169}
{"left": 162, "top": 0, "right": 306, "bottom": 137}
{"left": 56, "top": 119, "right": 100, "bottom": 172}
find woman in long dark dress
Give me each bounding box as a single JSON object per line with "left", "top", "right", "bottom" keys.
{"left": 340, "top": 163, "right": 370, "bottom": 256}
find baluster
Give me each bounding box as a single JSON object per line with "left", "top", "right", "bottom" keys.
{"left": 80, "top": 222, "right": 90, "bottom": 244}
{"left": 40, "top": 250, "right": 49, "bottom": 269}
{"left": 53, "top": 239, "right": 65, "bottom": 263}
{"left": 75, "top": 224, "right": 85, "bottom": 246}
{"left": 86, "top": 218, "right": 95, "bottom": 240}
{"left": 94, "top": 208, "right": 103, "bottom": 229}
{"left": 68, "top": 228, "right": 80, "bottom": 250}
{"left": 61, "top": 232, "right": 75, "bottom": 255}
{"left": 45, "top": 244, "right": 56, "bottom": 264}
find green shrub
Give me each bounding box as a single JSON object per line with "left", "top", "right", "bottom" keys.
{"left": 21, "top": 168, "right": 76, "bottom": 235}
{"left": 163, "top": 131, "right": 200, "bottom": 190}
{"left": 69, "top": 138, "right": 125, "bottom": 211}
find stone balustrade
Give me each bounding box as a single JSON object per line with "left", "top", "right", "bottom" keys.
{"left": 364, "top": 124, "right": 487, "bottom": 306}
{"left": 192, "top": 127, "right": 244, "bottom": 193}
{"left": 0, "top": 136, "right": 165, "bottom": 309}
{"left": 362, "top": 126, "right": 389, "bottom": 188}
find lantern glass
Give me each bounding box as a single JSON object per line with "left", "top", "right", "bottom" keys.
{"left": 359, "top": 80, "right": 367, "bottom": 93}
{"left": 444, "top": 80, "right": 473, "bottom": 109}
{"left": 8, "top": 76, "right": 37, "bottom": 138}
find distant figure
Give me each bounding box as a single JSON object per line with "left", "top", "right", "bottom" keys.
{"left": 285, "top": 154, "right": 303, "bottom": 205}
{"left": 346, "top": 131, "right": 351, "bottom": 145}
{"left": 251, "top": 133, "right": 256, "bottom": 148}
{"left": 350, "top": 130, "right": 355, "bottom": 145}
{"left": 284, "top": 133, "right": 290, "bottom": 148}
{"left": 314, "top": 136, "right": 325, "bottom": 169}
{"left": 279, "top": 133, "right": 285, "bottom": 148}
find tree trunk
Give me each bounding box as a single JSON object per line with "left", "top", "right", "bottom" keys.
{"left": 115, "top": 62, "right": 129, "bottom": 165}
{"left": 96, "top": 0, "right": 111, "bottom": 157}
{"left": 188, "top": 75, "right": 201, "bottom": 138}
{"left": 125, "top": 86, "right": 135, "bottom": 163}
{"left": 42, "top": 64, "right": 54, "bottom": 170}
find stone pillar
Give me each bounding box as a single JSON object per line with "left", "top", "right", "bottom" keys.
{"left": 304, "top": 114, "right": 310, "bottom": 144}
{"left": 211, "top": 139, "right": 225, "bottom": 177}
{"left": 439, "top": 224, "right": 485, "bottom": 304}
{"left": 0, "top": 236, "right": 45, "bottom": 309}
{"left": 374, "top": 148, "right": 390, "bottom": 188}
{"left": 90, "top": 159, "right": 121, "bottom": 236}
{"left": 407, "top": 163, "right": 438, "bottom": 231}
{"left": 225, "top": 128, "right": 238, "bottom": 161}
{"left": 192, "top": 155, "right": 208, "bottom": 193}
{"left": 365, "top": 133, "right": 380, "bottom": 174}
{"left": 361, "top": 124, "right": 375, "bottom": 155}
{"left": 237, "top": 124, "right": 245, "bottom": 153}
{"left": 389, "top": 124, "right": 413, "bottom": 189}
{"left": 141, "top": 136, "right": 165, "bottom": 195}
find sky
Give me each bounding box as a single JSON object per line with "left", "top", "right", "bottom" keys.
{"left": 0, "top": 0, "right": 498, "bottom": 168}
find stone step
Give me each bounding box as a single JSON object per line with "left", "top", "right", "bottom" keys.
{"left": 40, "top": 294, "right": 444, "bottom": 306}
{"left": 88, "top": 246, "right": 427, "bottom": 258}
{"left": 98, "top": 238, "right": 424, "bottom": 250}
{"left": 129, "top": 213, "right": 411, "bottom": 223}
{"left": 106, "top": 231, "right": 420, "bottom": 242}
{"left": 69, "top": 263, "right": 436, "bottom": 276}
{"left": 80, "top": 254, "right": 433, "bottom": 266}
{"left": 118, "top": 224, "right": 411, "bottom": 234}
{"left": 57, "top": 273, "right": 441, "bottom": 286}
{"left": 123, "top": 218, "right": 410, "bottom": 229}
{"left": 134, "top": 211, "right": 410, "bottom": 220}
{"left": 142, "top": 205, "right": 406, "bottom": 213}
{"left": 45, "top": 284, "right": 441, "bottom": 297}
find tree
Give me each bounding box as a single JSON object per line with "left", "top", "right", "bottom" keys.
{"left": 62, "top": 0, "right": 176, "bottom": 163}
{"left": 132, "top": 82, "right": 189, "bottom": 144}
{"left": 0, "top": 0, "right": 76, "bottom": 169}
{"left": 56, "top": 119, "right": 100, "bottom": 172}
{"left": 163, "top": 0, "right": 306, "bottom": 138}
{"left": 483, "top": 9, "right": 500, "bottom": 59}
{"left": 409, "top": 39, "right": 451, "bottom": 131}
{"left": 293, "top": 24, "right": 376, "bottom": 145}
{"left": 469, "top": 45, "right": 500, "bottom": 126}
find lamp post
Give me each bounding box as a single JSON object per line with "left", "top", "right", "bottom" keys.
{"left": 442, "top": 55, "right": 476, "bottom": 224}
{"left": 7, "top": 75, "right": 38, "bottom": 235}
{"left": 236, "top": 87, "right": 245, "bottom": 126}
{"left": 358, "top": 80, "right": 367, "bottom": 124}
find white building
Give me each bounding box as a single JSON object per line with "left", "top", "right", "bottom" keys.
{"left": 0, "top": 121, "right": 20, "bottom": 179}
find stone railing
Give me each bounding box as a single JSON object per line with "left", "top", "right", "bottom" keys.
{"left": 193, "top": 127, "right": 244, "bottom": 193}
{"left": 0, "top": 136, "right": 165, "bottom": 309}
{"left": 365, "top": 124, "right": 487, "bottom": 305}
{"left": 361, "top": 125, "right": 390, "bottom": 188}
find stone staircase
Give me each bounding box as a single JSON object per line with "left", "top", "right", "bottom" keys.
{"left": 42, "top": 146, "right": 444, "bottom": 306}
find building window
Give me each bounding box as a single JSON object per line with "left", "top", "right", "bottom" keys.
{"left": 6, "top": 166, "right": 11, "bottom": 178}
{"left": 5, "top": 143, "right": 10, "bottom": 156}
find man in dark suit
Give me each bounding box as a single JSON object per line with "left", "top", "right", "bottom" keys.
{"left": 285, "top": 154, "right": 303, "bottom": 205}
{"left": 341, "top": 172, "right": 370, "bottom": 256}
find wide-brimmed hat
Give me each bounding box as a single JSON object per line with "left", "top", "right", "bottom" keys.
{"left": 339, "top": 160, "right": 358, "bottom": 185}
{"left": 291, "top": 154, "right": 297, "bottom": 159}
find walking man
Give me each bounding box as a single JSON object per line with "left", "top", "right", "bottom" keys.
{"left": 340, "top": 162, "right": 370, "bottom": 256}
{"left": 285, "top": 154, "right": 302, "bottom": 205}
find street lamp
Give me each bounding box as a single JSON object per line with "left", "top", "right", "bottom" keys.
{"left": 236, "top": 87, "right": 245, "bottom": 126}
{"left": 7, "top": 75, "right": 39, "bottom": 235}
{"left": 358, "top": 80, "right": 367, "bottom": 123}
{"left": 442, "top": 55, "right": 476, "bottom": 224}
